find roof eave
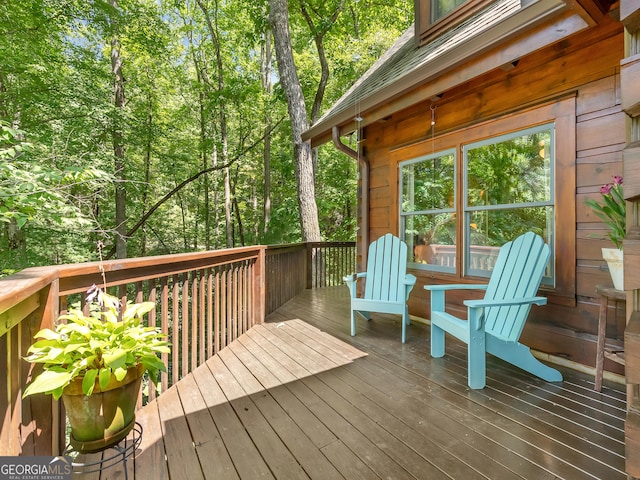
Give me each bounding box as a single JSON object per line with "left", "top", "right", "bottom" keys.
{"left": 303, "top": 0, "right": 581, "bottom": 147}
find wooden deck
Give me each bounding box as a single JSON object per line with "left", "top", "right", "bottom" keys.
{"left": 80, "top": 287, "right": 627, "bottom": 479}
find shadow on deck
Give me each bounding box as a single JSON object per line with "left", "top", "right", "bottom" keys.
{"left": 83, "top": 287, "right": 626, "bottom": 480}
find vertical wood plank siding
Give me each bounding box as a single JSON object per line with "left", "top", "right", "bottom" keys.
{"left": 0, "top": 241, "right": 355, "bottom": 456}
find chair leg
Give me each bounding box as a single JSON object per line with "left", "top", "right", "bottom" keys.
{"left": 351, "top": 309, "right": 357, "bottom": 336}
{"left": 401, "top": 309, "right": 408, "bottom": 344}
{"left": 430, "top": 324, "right": 445, "bottom": 358}
{"left": 468, "top": 331, "right": 486, "bottom": 389}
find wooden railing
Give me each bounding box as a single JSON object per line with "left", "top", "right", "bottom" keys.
{"left": 307, "top": 242, "right": 357, "bottom": 288}
{"left": 264, "top": 241, "right": 356, "bottom": 313}
{"left": 0, "top": 241, "right": 355, "bottom": 457}
{"left": 413, "top": 244, "right": 500, "bottom": 271}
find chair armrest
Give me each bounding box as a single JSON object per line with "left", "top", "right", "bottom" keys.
{"left": 464, "top": 296, "right": 547, "bottom": 308}
{"left": 405, "top": 274, "right": 417, "bottom": 286}
{"left": 424, "top": 284, "right": 488, "bottom": 292}
{"left": 343, "top": 272, "right": 367, "bottom": 283}
{"left": 344, "top": 272, "right": 366, "bottom": 297}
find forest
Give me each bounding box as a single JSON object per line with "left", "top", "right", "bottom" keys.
{"left": 0, "top": 0, "right": 412, "bottom": 275}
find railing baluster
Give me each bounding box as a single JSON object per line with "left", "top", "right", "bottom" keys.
{"left": 172, "top": 275, "right": 180, "bottom": 387}
{"left": 160, "top": 277, "right": 169, "bottom": 393}
{"left": 191, "top": 272, "right": 197, "bottom": 374}
{"left": 207, "top": 269, "right": 213, "bottom": 358}
{"left": 199, "top": 270, "right": 206, "bottom": 366}
{"left": 147, "top": 282, "right": 157, "bottom": 402}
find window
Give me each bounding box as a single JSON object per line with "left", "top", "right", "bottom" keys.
{"left": 400, "top": 125, "right": 555, "bottom": 284}
{"left": 431, "top": 0, "right": 467, "bottom": 23}
{"left": 415, "top": 0, "right": 495, "bottom": 45}
{"left": 400, "top": 150, "right": 457, "bottom": 273}
{"left": 464, "top": 124, "right": 554, "bottom": 282}
{"left": 393, "top": 97, "right": 576, "bottom": 303}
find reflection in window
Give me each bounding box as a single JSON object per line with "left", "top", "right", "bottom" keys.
{"left": 464, "top": 124, "right": 554, "bottom": 281}
{"left": 431, "top": 0, "right": 467, "bottom": 22}
{"left": 398, "top": 124, "right": 555, "bottom": 282}
{"left": 400, "top": 151, "right": 456, "bottom": 273}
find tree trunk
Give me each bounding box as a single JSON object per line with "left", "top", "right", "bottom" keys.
{"left": 269, "top": 0, "right": 321, "bottom": 242}
{"left": 110, "top": 0, "right": 127, "bottom": 259}
{"left": 224, "top": 165, "right": 233, "bottom": 247}
{"left": 141, "top": 69, "right": 153, "bottom": 257}
{"left": 196, "top": 0, "right": 232, "bottom": 247}
{"left": 262, "top": 28, "right": 272, "bottom": 236}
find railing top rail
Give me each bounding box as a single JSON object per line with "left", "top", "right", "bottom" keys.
{"left": 265, "top": 243, "right": 307, "bottom": 254}
{"left": 307, "top": 241, "right": 356, "bottom": 248}
{"left": 0, "top": 266, "right": 58, "bottom": 318}
{"left": 0, "top": 245, "right": 267, "bottom": 313}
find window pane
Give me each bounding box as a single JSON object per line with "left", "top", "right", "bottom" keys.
{"left": 404, "top": 213, "right": 457, "bottom": 272}
{"left": 467, "top": 206, "right": 553, "bottom": 277}
{"left": 466, "top": 129, "right": 551, "bottom": 207}
{"left": 431, "top": 0, "right": 467, "bottom": 22}
{"left": 402, "top": 153, "right": 455, "bottom": 213}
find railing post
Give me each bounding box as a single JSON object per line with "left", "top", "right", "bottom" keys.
{"left": 19, "top": 279, "right": 61, "bottom": 456}
{"left": 306, "top": 243, "right": 313, "bottom": 289}
{"left": 255, "top": 247, "right": 266, "bottom": 324}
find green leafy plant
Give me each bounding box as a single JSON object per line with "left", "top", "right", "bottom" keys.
{"left": 585, "top": 175, "right": 626, "bottom": 250}
{"left": 23, "top": 285, "right": 169, "bottom": 400}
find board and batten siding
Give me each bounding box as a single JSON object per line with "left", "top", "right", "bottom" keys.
{"left": 360, "top": 15, "right": 625, "bottom": 371}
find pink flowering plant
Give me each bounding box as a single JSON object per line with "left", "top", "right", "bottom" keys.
{"left": 586, "top": 175, "right": 626, "bottom": 249}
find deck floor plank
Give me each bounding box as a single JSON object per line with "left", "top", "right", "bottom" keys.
{"left": 343, "top": 348, "right": 565, "bottom": 480}
{"left": 224, "top": 342, "right": 346, "bottom": 479}
{"left": 193, "top": 360, "right": 275, "bottom": 480}
{"left": 156, "top": 384, "right": 205, "bottom": 480}
{"left": 210, "top": 353, "right": 312, "bottom": 480}
{"left": 127, "top": 399, "right": 167, "bottom": 480}
{"left": 122, "top": 287, "right": 626, "bottom": 480}
{"left": 363, "top": 338, "right": 627, "bottom": 479}
{"left": 303, "top": 370, "right": 457, "bottom": 480}
{"left": 283, "top": 373, "right": 416, "bottom": 480}
{"left": 175, "top": 373, "right": 239, "bottom": 480}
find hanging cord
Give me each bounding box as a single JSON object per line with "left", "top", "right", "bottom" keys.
{"left": 355, "top": 115, "right": 363, "bottom": 161}
{"left": 430, "top": 104, "right": 437, "bottom": 153}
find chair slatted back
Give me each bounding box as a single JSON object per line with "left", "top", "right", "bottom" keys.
{"left": 483, "top": 232, "right": 550, "bottom": 342}
{"left": 364, "top": 233, "right": 408, "bottom": 303}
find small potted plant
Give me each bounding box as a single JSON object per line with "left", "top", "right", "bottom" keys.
{"left": 585, "top": 175, "right": 626, "bottom": 289}
{"left": 23, "top": 285, "right": 169, "bottom": 453}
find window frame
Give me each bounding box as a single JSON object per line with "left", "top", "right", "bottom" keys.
{"left": 462, "top": 123, "right": 556, "bottom": 283}
{"left": 414, "top": 0, "right": 496, "bottom": 46}
{"left": 390, "top": 96, "right": 576, "bottom": 305}
{"left": 399, "top": 149, "right": 458, "bottom": 274}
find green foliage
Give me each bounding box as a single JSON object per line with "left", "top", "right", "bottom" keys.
{"left": 585, "top": 176, "right": 626, "bottom": 249}
{"left": 1, "top": 0, "right": 411, "bottom": 270}
{"left": 23, "top": 286, "right": 169, "bottom": 400}
{"left": 0, "top": 121, "right": 111, "bottom": 231}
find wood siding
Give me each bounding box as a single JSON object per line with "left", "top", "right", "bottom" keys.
{"left": 361, "top": 15, "right": 625, "bottom": 372}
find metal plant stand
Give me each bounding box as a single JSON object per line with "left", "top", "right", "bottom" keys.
{"left": 64, "top": 422, "right": 142, "bottom": 480}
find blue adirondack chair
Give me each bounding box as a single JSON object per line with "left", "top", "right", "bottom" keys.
{"left": 424, "top": 232, "right": 562, "bottom": 389}
{"left": 344, "top": 234, "right": 417, "bottom": 343}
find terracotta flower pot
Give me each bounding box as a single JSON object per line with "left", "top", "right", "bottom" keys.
{"left": 62, "top": 364, "right": 145, "bottom": 453}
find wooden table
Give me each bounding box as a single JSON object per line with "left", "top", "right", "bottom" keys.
{"left": 594, "top": 284, "right": 626, "bottom": 391}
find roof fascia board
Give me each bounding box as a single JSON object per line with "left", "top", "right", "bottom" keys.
{"left": 304, "top": 0, "right": 580, "bottom": 146}
{"left": 335, "top": 10, "right": 588, "bottom": 140}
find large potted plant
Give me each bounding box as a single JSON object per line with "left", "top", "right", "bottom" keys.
{"left": 586, "top": 175, "right": 626, "bottom": 290}
{"left": 23, "top": 285, "right": 169, "bottom": 453}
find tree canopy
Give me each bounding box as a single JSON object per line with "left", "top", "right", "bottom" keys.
{"left": 0, "top": 0, "right": 412, "bottom": 272}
